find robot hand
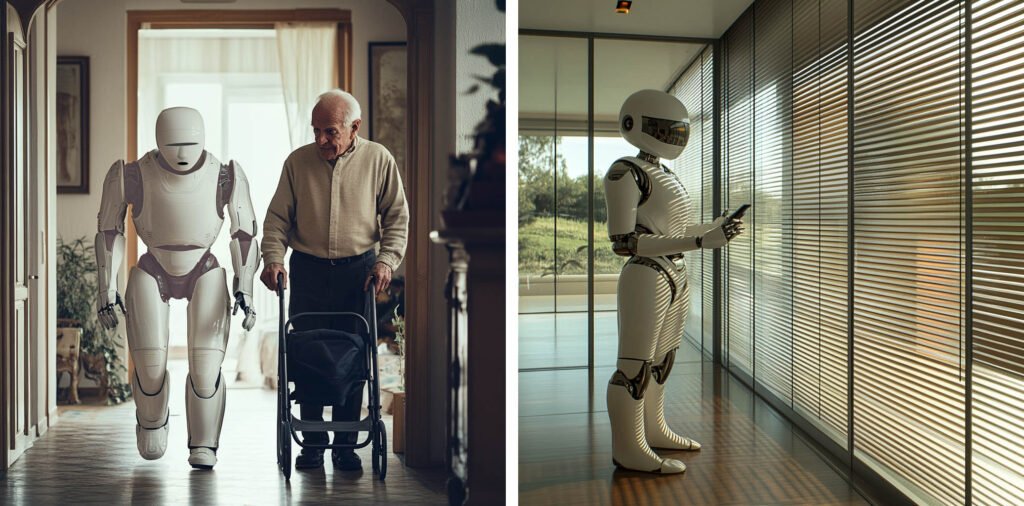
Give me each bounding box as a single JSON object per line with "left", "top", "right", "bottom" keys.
{"left": 699, "top": 212, "right": 744, "bottom": 249}
{"left": 97, "top": 292, "right": 127, "bottom": 330}
{"left": 232, "top": 292, "right": 256, "bottom": 331}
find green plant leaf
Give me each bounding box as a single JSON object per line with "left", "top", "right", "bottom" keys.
{"left": 470, "top": 43, "right": 505, "bottom": 67}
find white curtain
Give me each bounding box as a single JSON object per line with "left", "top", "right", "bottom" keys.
{"left": 275, "top": 22, "right": 338, "bottom": 150}
{"left": 137, "top": 29, "right": 281, "bottom": 158}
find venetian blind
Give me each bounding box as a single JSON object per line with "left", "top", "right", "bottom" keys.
{"left": 970, "top": 0, "right": 1024, "bottom": 503}
{"left": 753, "top": 0, "right": 795, "bottom": 403}
{"left": 671, "top": 48, "right": 711, "bottom": 351}
{"left": 724, "top": 8, "right": 755, "bottom": 375}
{"left": 791, "top": 0, "right": 850, "bottom": 446}
{"left": 852, "top": 0, "right": 967, "bottom": 504}
{"left": 701, "top": 46, "right": 716, "bottom": 357}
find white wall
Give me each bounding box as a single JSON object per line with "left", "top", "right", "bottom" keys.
{"left": 455, "top": 0, "right": 504, "bottom": 154}
{"left": 55, "top": 0, "right": 406, "bottom": 243}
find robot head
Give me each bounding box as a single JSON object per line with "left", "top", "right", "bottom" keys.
{"left": 156, "top": 107, "right": 205, "bottom": 170}
{"left": 618, "top": 89, "right": 689, "bottom": 160}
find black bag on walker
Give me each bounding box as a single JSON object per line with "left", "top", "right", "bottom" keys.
{"left": 286, "top": 329, "right": 367, "bottom": 408}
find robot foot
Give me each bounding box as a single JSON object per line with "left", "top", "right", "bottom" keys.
{"left": 613, "top": 456, "right": 687, "bottom": 474}
{"left": 188, "top": 448, "right": 217, "bottom": 470}
{"left": 648, "top": 431, "right": 702, "bottom": 452}
{"left": 136, "top": 422, "right": 169, "bottom": 460}
{"left": 608, "top": 377, "right": 684, "bottom": 474}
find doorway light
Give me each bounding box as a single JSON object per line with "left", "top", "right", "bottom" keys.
{"left": 615, "top": 1, "right": 632, "bottom": 14}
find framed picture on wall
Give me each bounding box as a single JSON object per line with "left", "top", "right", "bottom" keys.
{"left": 56, "top": 56, "right": 89, "bottom": 194}
{"left": 368, "top": 42, "right": 407, "bottom": 174}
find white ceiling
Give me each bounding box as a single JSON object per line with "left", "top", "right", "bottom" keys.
{"left": 520, "top": 0, "right": 755, "bottom": 39}
{"left": 519, "top": 36, "right": 705, "bottom": 122}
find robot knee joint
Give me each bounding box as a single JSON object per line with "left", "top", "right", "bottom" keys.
{"left": 652, "top": 348, "right": 677, "bottom": 385}
{"left": 609, "top": 360, "right": 653, "bottom": 400}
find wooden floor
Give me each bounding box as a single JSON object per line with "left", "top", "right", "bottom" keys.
{"left": 0, "top": 359, "right": 447, "bottom": 505}
{"left": 519, "top": 344, "right": 873, "bottom": 505}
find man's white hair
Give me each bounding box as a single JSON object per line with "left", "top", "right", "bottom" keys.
{"left": 316, "top": 89, "right": 362, "bottom": 125}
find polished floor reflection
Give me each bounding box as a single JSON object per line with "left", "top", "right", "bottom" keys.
{"left": 519, "top": 344, "right": 871, "bottom": 505}
{"left": 519, "top": 311, "right": 620, "bottom": 370}
{"left": 1, "top": 359, "right": 446, "bottom": 505}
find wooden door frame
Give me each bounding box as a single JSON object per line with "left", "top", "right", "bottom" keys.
{"left": 385, "top": 0, "right": 437, "bottom": 468}
{"left": 124, "top": 8, "right": 353, "bottom": 267}
{"left": 1, "top": 0, "right": 11, "bottom": 472}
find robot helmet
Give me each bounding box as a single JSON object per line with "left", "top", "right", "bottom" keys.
{"left": 618, "top": 89, "right": 689, "bottom": 160}
{"left": 156, "top": 107, "right": 205, "bottom": 170}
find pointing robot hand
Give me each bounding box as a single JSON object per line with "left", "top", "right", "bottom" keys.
{"left": 232, "top": 292, "right": 256, "bottom": 331}
{"left": 699, "top": 215, "right": 743, "bottom": 249}
{"left": 97, "top": 292, "right": 127, "bottom": 330}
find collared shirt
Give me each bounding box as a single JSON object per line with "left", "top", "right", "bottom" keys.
{"left": 261, "top": 136, "right": 409, "bottom": 271}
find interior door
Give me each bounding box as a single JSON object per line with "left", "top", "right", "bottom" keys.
{"left": 7, "top": 4, "right": 32, "bottom": 466}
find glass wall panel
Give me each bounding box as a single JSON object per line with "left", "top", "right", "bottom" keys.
{"left": 753, "top": 0, "right": 794, "bottom": 404}
{"left": 791, "top": 0, "right": 851, "bottom": 447}
{"left": 701, "top": 46, "right": 716, "bottom": 358}
{"left": 519, "top": 35, "right": 590, "bottom": 369}
{"left": 971, "top": 0, "right": 1024, "bottom": 503}
{"left": 852, "top": 1, "right": 966, "bottom": 503}
{"left": 724, "top": 10, "right": 755, "bottom": 375}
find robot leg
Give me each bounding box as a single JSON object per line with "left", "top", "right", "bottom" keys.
{"left": 184, "top": 268, "right": 230, "bottom": 469}
{"left": 125, "top": 267, "right": 171, "bottom": 460}
{"left": 607, "top": 262, "right": 685, "bottom": 474}
{"left": 646, "top": 281, "right": 701, "bottom": 451}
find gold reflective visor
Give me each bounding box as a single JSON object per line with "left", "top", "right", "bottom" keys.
{"left": 641, "top": 116, "right": 690, "bottom": 147}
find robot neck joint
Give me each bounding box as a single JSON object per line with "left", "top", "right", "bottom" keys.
{"left": 638, "top": 151, "right": 658, "bottom": 164}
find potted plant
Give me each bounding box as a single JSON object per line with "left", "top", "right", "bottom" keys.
{"left": 56, "top": 236, "right": 132, "bottom": 404}
{"left": 376, "top": 278, "right": 407, "bottom": 453}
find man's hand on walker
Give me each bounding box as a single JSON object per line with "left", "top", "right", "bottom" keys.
{"left": 260, "top": 262, "right": 288, "bottom": 291}
{"left": 365, "top": 262, "right": 392, "bottom": 293}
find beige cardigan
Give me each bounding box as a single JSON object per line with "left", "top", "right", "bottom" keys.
{"left": 261, "top": 137, "right": 409, "bottom": 271}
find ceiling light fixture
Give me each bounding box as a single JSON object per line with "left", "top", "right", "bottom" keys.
{"left": 615, "top": 1, "right": 632, "bottom": 14}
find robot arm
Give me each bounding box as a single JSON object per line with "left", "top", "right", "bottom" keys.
{"left": 226, "top": 161, "right": 259, "bottom": 331}
{"left": 96, "top": 161, "right": 128, "bottom": 330}
{"left": 605, "top": 161, "right": 735, "bottom": 256}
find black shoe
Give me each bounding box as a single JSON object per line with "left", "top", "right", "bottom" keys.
{"left": 332, "top": 450, "right": 362, "bottom": 471}
{"left": 295, "top": 448, "right": 324, "bottom": 469}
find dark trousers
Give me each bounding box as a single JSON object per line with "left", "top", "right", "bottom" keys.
{"left": 289, "top": 249, "right": 374, "bottom": 447}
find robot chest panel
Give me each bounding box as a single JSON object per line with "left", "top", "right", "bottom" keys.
{"left": 638, "top": 166, "right": 694, "bottom": 236}
{"left": 135, "top": 157, "right": 224, "bottom": 248}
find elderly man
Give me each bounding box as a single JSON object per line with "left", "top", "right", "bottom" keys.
{"left": 260, "top": 89, "right": 409, "bottom": 471}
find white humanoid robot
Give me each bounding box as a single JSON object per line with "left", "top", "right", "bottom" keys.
{"left": 604, "top": 89, "right": 742, "bottom": 474}
{"left": 95, "top": 107, "right": 259, "bottom": 469}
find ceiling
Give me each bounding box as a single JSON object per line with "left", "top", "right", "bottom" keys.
{"left": 519, "top": 36, "right": 705, "bottom": 123}
{"left": 520, "top": 0, "right": 755, "bottom": 39}
{"left": 519, "top": 0, "right": 753, "bottom": 124}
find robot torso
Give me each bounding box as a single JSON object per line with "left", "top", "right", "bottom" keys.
{"left": 128, "top": 150, "right": 226, "bottom": 276}
{"left": 609, "top": 156, "right": 696, "bottom": 250}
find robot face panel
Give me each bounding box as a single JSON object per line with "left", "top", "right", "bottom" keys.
{"left": 619, "top": 89, "right": 689, "bottom": 160}
{"left": 640, "top": 115, "right": 689, "bottom": 149}
{"left": 156, "top": 107, "right": 206, "bottom": 170}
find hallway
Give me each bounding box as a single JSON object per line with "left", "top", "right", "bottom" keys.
{"left": 519, "top": 343, "right": 872, "bottom": 505}
{"left": 0, "top": 360, "right": 446, "bottom": 505}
